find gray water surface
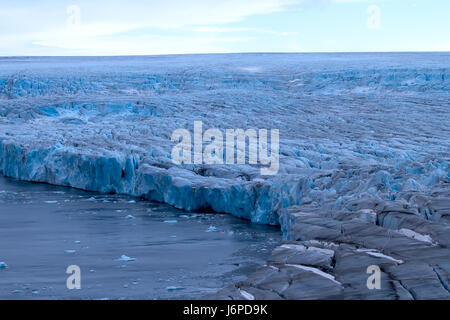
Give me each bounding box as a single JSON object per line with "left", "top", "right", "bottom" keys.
{"left": 0, "top": 176, "right": 280, "bottom": 300}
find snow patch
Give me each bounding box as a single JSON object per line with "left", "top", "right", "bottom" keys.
{"left": 356, "top": 249, "right": 404, "bottom": 264}
{"left": 397, "top": 228, "right": 435, "bottom": 245}
{"left": 286, "top": 264, "right": 341, "bottom": 285}
{"left": 239, "top": 289, "right": 255, "bottom": 300}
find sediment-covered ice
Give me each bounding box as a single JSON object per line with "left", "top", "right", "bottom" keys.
{"left": 0, "top": 53, "right": 448, "bottom": 227}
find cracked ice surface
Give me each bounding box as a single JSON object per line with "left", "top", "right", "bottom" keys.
{"left": 0, "top": 53, "right": 448, "bottom": 226}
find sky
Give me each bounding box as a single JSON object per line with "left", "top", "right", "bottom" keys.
{"left": 0, "top": 0, "right": 449, "bottom": 56}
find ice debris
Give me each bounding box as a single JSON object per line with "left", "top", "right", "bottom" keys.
{"left": 116, "top": 255, "right": 136, "bottom": 262}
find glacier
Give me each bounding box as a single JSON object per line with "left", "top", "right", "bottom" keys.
{"left": 0, "top": 53, "right": 448, "bottom": 229}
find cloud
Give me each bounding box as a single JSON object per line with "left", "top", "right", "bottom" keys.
{"left": 0, "top": 0, "right": 303, "bottom": 55}
{"left": 193, "top": 27, "right": 257, "bottom": 33}
{"left": 332, "top": 0, "right": 379, "bottom": 2}
{"left": 31, "top": 34, "right": 249, "bottom": 55}
{"left": 193, "top": 26, "right": 298, "bottom": 37}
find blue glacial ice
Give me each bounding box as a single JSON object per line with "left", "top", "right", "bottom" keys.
{"left": 0, "top": 53, "right": 448, "bottom": 229}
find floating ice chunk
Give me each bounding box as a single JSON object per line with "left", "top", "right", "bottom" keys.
{"left": 164, "top": 220, "right": 178, "bottom": 224}
{"left": 125, "top": 215, "right": 136, "bottom": 219}
{"left": 44, "top": 200, "right": 58, "bottom": 204}
{"left": 116, "top": 255, "right": 136, "bottom": 262}
{"left": 128, "top": 200, "right": 136, "bottom": 204}
{"left": 64, "top": 250, "right": 76, "bottom": 254}
{"left": 166, "top": 286, "right": 184, "bottom": 291}
{"left": 0, "top": 262, "right": 7, "bottom": 269}
{"left": 286, "top": 264, "right": 342, "bottom": 285}
{"left": 206, "top": 226, "right": 218, "bottom": 232}
{"left": 239, "top": 289, "right": 255, "bottom": 300}
{"left": 32, "top": 290, "right": 40, "bottom": 295}
{"left": 74, "top": 240, "right": 81, "bottom": 244}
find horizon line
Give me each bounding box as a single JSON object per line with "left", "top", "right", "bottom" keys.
{"left": 1, "top": 50, "right": 449, "bottom": 58}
